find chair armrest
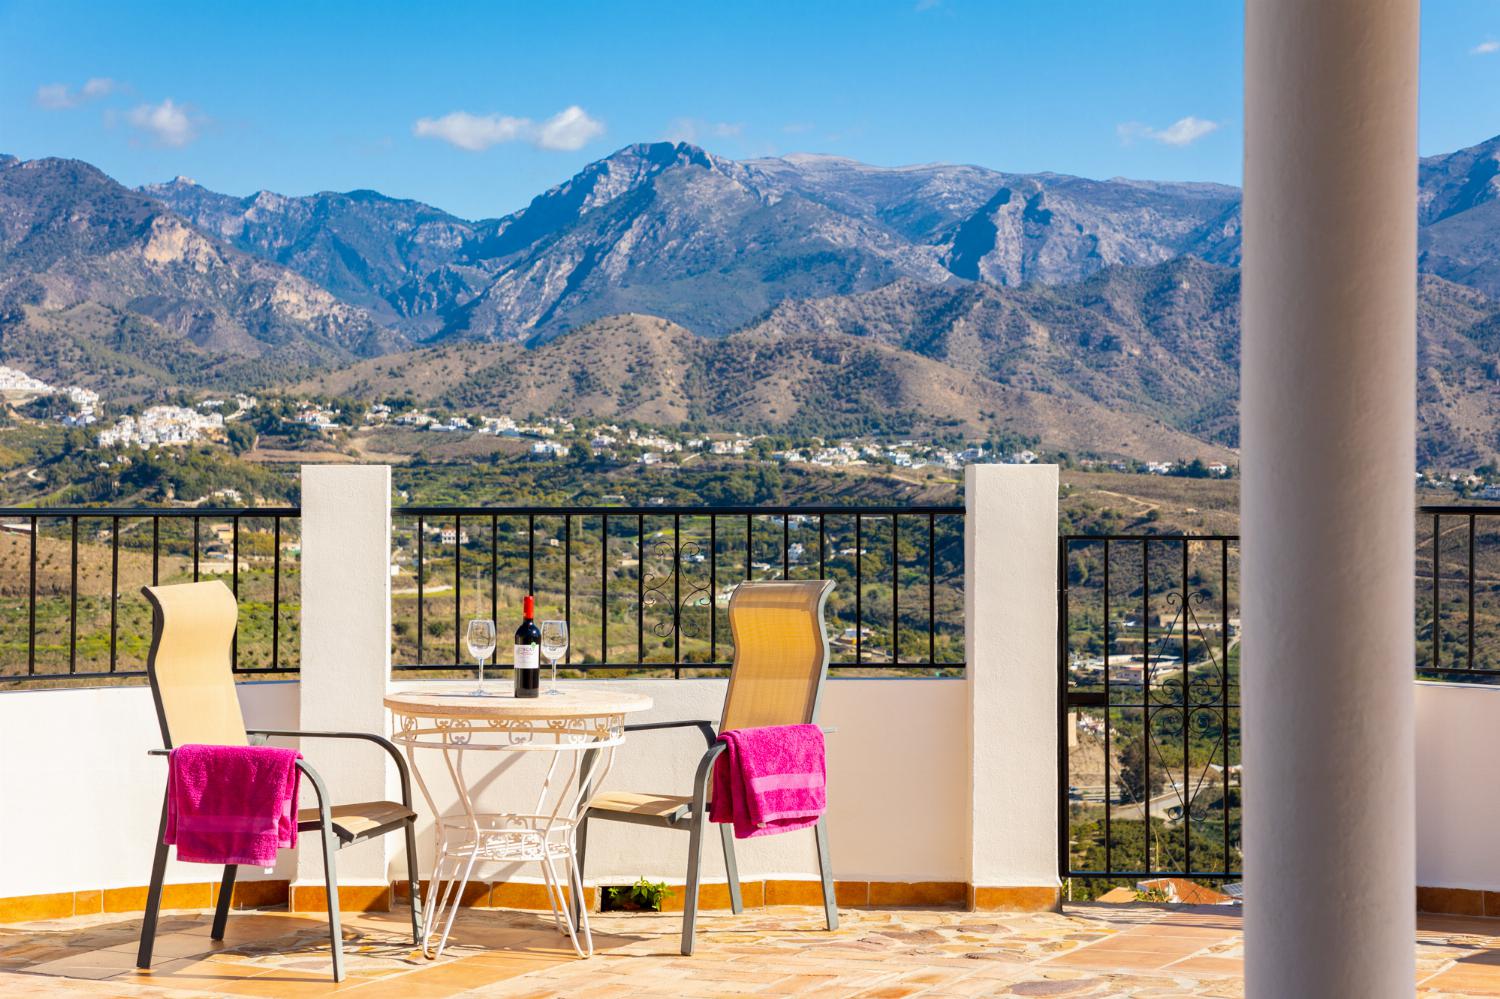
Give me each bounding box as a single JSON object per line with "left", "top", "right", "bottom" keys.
{"left": 821, "top": 726, "right": 837, "bottom": 735}
{"left": 247, "top": 729, "right": 413, "bottom": 810}
{"left": 144, "top": 750, "right": 334, "bottom": 823}
{"left": 624, "top": 719, "right": 718, "bottom": 748}
{"left": 296, "top": 758, "right": 332, "bottom": 823}
{"left": 691, "top": 741, "right": 728, "bottom": 813}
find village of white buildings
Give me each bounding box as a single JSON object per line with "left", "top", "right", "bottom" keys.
{"left": 13, "top": 363, "right": 1500, "bottom": 497}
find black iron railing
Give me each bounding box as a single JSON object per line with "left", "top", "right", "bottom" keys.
{"left": 1418, "top": 504, "right": 1500, "bottom": 678}
{"left": 392, "top": 504, "right": 966, "bottom": 676}
{"left": 0, "top": 506, "right": 300, "bottom": 683}
{"left": 1058, "top": 534, "right": 1241, "bottom": 891}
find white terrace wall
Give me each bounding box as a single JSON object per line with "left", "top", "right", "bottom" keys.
{"left": 384, "top": 677, "right": 968, "bottom": 889}
{"left": 0, "top": 675, "right": 966, "bottom": 901}
{"left": 5, "top": 658, "right": 1497, "bottom": 904}
{"left": 0, "top": 681, "right": 299, "bottom": 899}
{"left": 1415, "top": 681, "right": 1500, "bottom": 894}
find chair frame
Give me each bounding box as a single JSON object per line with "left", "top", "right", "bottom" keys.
{"left": 576, "top": 580, "right": 838, "bottom": 955}
{"left": 134, "top": 583, "right": 423, "bottom": 983}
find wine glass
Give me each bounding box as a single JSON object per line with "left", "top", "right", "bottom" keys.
{"left": 466, "top": 619, "right": 497, "bottom": 695}
{"left": 540, "top": 620, "right": 569, "bottom": 696}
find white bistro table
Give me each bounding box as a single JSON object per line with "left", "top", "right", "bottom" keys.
{"left": 384, "top": 688, "right": 653, "bottom": 959}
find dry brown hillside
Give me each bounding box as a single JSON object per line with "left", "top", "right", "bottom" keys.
{"left": 305, "top": 313, "right": 1236, "bottom": 460}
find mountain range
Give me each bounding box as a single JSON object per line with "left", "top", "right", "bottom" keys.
{"left": 2, "top": 135, "right": 1499, "bottom": 464}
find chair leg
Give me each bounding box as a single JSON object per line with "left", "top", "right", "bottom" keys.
{"left": 681, "top": 811, "right": 707, "bottom": 956}
{"left": 719, "top": 822, "right": 743, "bottom": 915}
{"left": 815, "top": 817, "right": 838, "bottom": 931}
{"left": 319, "top": 824, "right": 345, "bottom": 982}
{"left": 136, "top": 793, "right": 171, "bottom": 970}
{"left": 211, "top": 865, "right": 238, "bottom": 940}
{"left": 403, "top": 821, "right": 423, "bottom": 947}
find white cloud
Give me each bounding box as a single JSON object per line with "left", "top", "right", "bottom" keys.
{"left": 35, "top": 77, "right": 120, "bottom": 110}
{"left": 127, "top": 98, "right": 199, "bottom": 146}
{"left": 1117, "top": 116, "right": 1220, "bottom": 147}
{"left": 413, "top": 111, "right": 531, "bottom": 151}
{"left": 536, "top": 105, "right": 606, "bottom": 151}
{"left": 413, "top": 105, "right": 605, "bottom": 152}
{"left": 1473, "top": 40, "right": 1500, "bottom": 55}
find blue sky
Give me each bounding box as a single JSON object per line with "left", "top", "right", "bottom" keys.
{"left": 2, "top": 0, "right": 1497, "bottom": 220}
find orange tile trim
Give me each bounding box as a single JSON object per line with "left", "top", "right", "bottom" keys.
{"left": 1, "top": 877, "right": 1068, "bottom": 923}
{"left": 969, "top": 885, "right": 1063, "bottom": 913}
{"left": 389, "top": 878, "right": 994, "bottom": 913}
{"left": 0, "top": 879, "right": 290, "bottom": 924}
{"left": 290, "top": 883, "right": 392, "bottom": 913}
{"left": 1417, "top": 885, "right": 1500, "bottom": 919}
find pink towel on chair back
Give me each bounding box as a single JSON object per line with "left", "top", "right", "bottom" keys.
{"left": 709, "top": 724, "right": 826, "bottom": 839}
{"left": 165, "top": 744, "right": 302, "bottom": 867}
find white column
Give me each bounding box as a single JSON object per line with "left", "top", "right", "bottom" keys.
{"left": 964, "top": 463, "right": 1060, "bottom": 910}
{"left": 296, "top": 465, "right": 395, "bottom": 898}
{"left": 1243, "top": 2, "right": 1418, "bottom": 995}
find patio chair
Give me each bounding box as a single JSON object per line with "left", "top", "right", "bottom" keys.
{"left": 135, "top": 580, "right": 422, "bottom": 982}
{"left": 578, "top": 578, "right": 838, "bottom": 956}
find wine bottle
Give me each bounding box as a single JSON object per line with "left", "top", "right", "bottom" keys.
{"left": 514, "top": 594, "right": 541, "bottom": 698}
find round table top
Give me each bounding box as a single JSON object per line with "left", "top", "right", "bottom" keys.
{"left": 384, "top": 687, "right": 653, "bottom": 720}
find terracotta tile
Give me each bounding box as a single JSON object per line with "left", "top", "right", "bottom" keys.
{"left": 70, "top": 891, "right": 102, "bottom": 917}
{"left": 1422, "top": 966, "right": 1500, "bottom": 996}
{"left": 488, "top": 881, "right": 571, "bottom": 911}
{"left": 1049, "top": 946, "right": 1182, "bottom": 971}
{"left": 291, "top": 885, "right": 391, "bottom": 913}
{"left": 766, "top": 880, "right": 833, "bottom": 907}
{"left": 163, "top": 881, "right": 216, "bottom": 910}
{"left": 398, "top": 955, "right": 523, "bottom": 989}
{"left": 338, "top": 971, "right": 475, "bottom": 997}
{"left": 395, "top": 878, "right": 490, "bottom": 909}
{"left": 0, "top": 892, "right": 74, "bottom": 923}
{"left": 1418, "top": 885, "right": 1485, "bottom": 917}
{"left": 1417, "top": 913, "right": 1500, "bottom": 936}
{"left": 105, "top": 930, "right": 220, "bottom": 961}
{"left": 868, "top": 882, "right": 966, "bottom": 908}
{"left": 102, "top": 882, "right": 213, "bottom": 913}
{"left": 200, "top": 912, "right": 325, "bottom": 941}
{"left": 21, "top": 946, "right": 143, "bottom": 980}
{"left": 460, "top": 951, "right": 569, "bottom": 973}
{"left": 208, "top": 967, "right": 372, "bottom": 996}
{"left": 232, "top": 879, "right": 291, "bottom": 909}
{"left": 969, "top": 886, "right": 1060, "bottom": 913}
{"left": 658, "top": 882, "right": 747, "bottom": 912}
{"left": 1130, "top": 919, "right": 1240, "bottom": 939}
{"left": 835, "top": 881, "right": 871, "bottom": 907}
{"left": 1167, "top": 955, "right": 1244, "bottom": 976}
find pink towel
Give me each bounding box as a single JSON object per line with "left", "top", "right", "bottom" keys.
{"left": 709, "top": 724, "right": 826, "bottom": 839}
{"left": 165, "top": 744, "right": 302, "bottom": 867}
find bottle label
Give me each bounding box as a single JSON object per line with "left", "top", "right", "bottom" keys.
{"left": 514, "top": 645, "right": 539, "bottom": 670}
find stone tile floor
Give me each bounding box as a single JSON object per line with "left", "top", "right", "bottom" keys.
{"left": 2, "top": 902, "right": 1499, "bottom": 997}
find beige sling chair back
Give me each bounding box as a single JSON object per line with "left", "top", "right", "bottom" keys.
{"left": 136, "top": 580, "right": 422, "bottom": 982}
{"left": 580, "top": 579, "right": 838, "bottom": 955}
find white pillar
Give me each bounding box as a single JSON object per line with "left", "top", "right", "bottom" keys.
{"left": 296, "top": 465, "right": 395, "bottom": 901}
{"left": 1243, "top": 2, "right": 1418, "bottom": 995}
{"left": 964, "top": 464, "right": 1060, "bottom": 910}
